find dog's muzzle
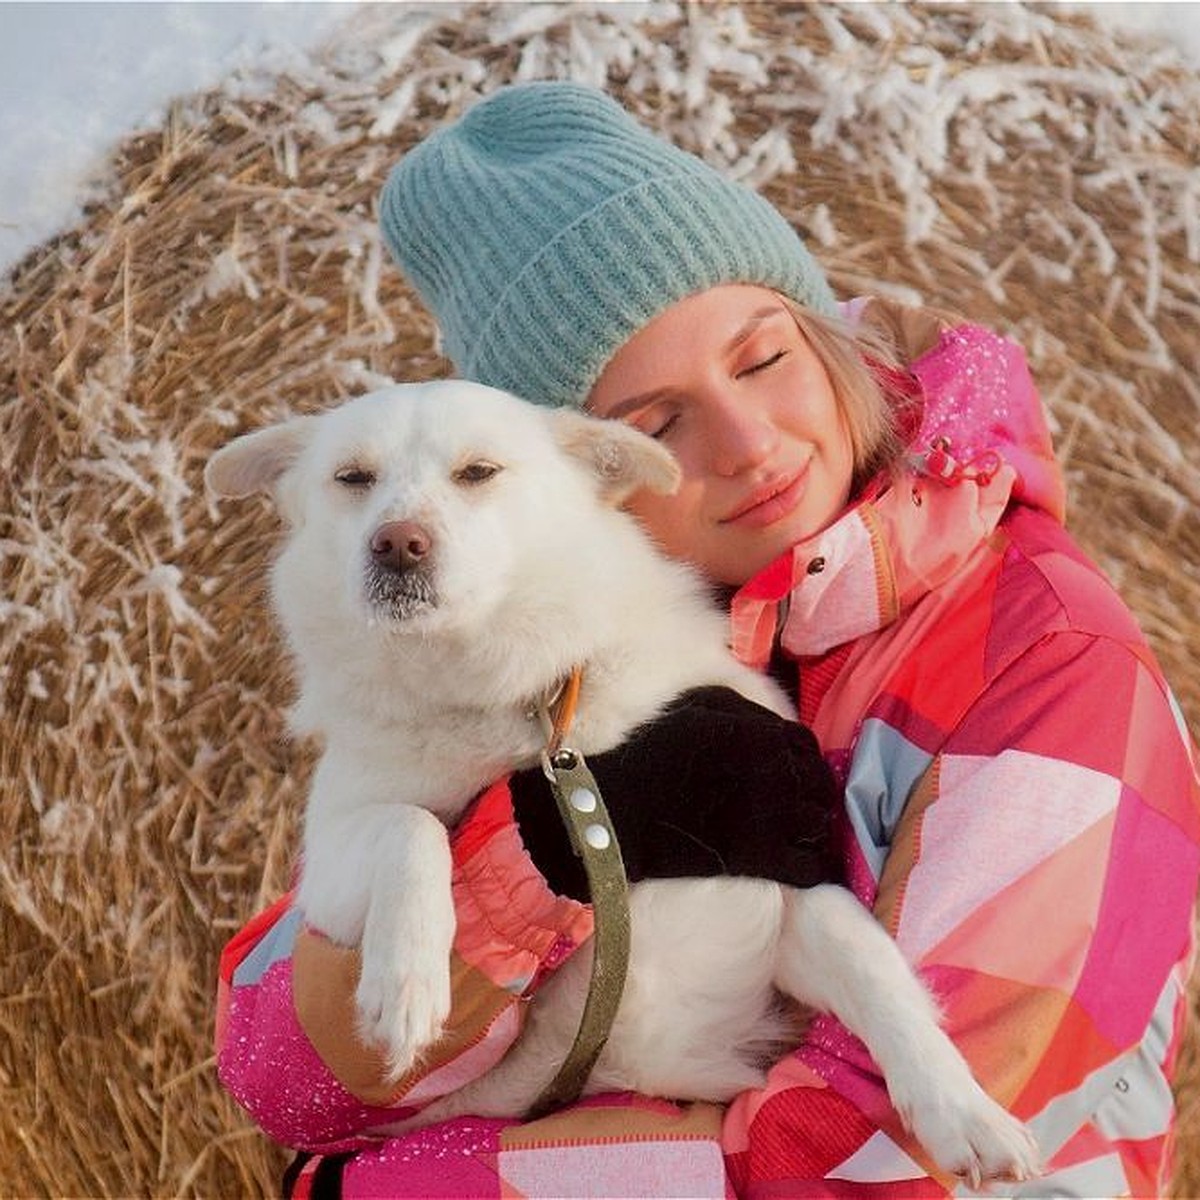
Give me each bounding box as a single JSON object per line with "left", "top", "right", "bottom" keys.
{"left": 363, "top": 520, "right": 438, "bottom": 617}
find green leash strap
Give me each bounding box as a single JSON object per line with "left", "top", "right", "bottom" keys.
{"left": 527, "top": 746, "right": 631, "bottom": 1119}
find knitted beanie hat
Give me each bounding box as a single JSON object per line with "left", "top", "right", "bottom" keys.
{"left": 379, "top": 81, "right": 837, "bottom": 408}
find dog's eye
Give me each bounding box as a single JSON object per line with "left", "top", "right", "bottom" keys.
{"left": 453, "top": 461, "right": 502, "bottom": 486}
{"left": 335, "top": 466, "right": 375, "bottom": 489}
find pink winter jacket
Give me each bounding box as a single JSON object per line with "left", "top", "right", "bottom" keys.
{"left": 216, "top": 302, "right": 1200, "bottom": 1198}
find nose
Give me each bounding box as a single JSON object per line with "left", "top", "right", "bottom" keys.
{"left": 705, "top": 392, "right": 780, "bottom": 477}
{"left": 370, "top": 520, "right": 433, "bottom": 572}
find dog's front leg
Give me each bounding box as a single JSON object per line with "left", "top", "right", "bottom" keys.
{"left": 775, "top": 884, "right": 1041, "bottom": 1187}
{"left": 298, "top": 778, "right": 457, "bottom": 1082}
{"left": 352, "top": 803, "right": 456, "bottom": 1081}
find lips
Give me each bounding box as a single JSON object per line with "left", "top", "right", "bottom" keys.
{"left": 721, "top": 465, "right": 809, "bottom": 529}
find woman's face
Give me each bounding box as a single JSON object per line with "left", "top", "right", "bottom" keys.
{"left": 588, "top": 285, "right": 855, "bottom": 586}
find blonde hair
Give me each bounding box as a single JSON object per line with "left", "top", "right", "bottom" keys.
{"left": 780, "top": 298, "right": 913, "bottom": 495}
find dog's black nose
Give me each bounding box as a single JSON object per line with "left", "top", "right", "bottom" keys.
{"left": 370, "top": 520, "right": 432, "bottom": 572}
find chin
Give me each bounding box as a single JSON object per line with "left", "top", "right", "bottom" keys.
{"left": 717, "top": 520, "right": 829, "bottom": 586}
{"left": 708, "top": 546, "right": 786, "bottom": 588}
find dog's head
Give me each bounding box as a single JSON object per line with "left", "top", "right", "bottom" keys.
{"left": 205, "top": 381, "right": 680, "bottom": 649}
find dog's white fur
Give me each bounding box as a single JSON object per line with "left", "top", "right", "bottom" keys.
{"left": 207, "top": 381, "right": 1039, "bottom": 1186}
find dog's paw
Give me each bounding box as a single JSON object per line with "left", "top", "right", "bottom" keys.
{"left": 355, "top": 883, "right": 456, "bottom": 1081}
{"left": 896, "top": 1076, "right": 1042, "bottom": 1190}
{"left": 355, "top": 957, "right": 452, "bottom": 1081}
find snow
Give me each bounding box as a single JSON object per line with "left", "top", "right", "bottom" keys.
{"left": 0, "top": 0, "right": 1198, "bottom": 277}
{"left": 0, "top": 1, "right": 354, "bottom": 274}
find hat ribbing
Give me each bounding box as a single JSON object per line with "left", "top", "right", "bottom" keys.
{"left": 380, "top": 81, "right": 836, "bottom": 408}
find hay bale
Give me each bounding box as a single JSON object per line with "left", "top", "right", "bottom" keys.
{"left": 1, "top": 3, "right": 1196, "bottom": 1195}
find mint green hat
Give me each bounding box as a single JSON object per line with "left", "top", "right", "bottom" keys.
{"left": 379, "top": 81, "right": 837, "bottom": 408}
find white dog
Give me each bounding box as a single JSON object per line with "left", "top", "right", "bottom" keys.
{"left": 206, "top": 380, "right": 1039, "bottom": 1186}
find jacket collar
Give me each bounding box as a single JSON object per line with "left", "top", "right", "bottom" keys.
{"left": 730, "top": 459, "right": 1017, "bottom": 667}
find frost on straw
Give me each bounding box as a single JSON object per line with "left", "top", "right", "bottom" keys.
{"left": 1, "top": 3, "right": 1198, "bottom": 1197}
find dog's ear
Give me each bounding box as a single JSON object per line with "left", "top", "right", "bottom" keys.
{"left": 549, "top": 409, "right": 681, "bottom": 504}
{"left": 204, "top": 416, "right": 316, "bottom": 500}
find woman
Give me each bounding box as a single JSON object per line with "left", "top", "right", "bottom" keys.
{"left": 217, "top": 82, "right": 1199, "bottom": 1197}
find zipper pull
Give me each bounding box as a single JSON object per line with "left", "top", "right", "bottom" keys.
{"left": 914, "top": 436, "right": 1001, "bottom": 487}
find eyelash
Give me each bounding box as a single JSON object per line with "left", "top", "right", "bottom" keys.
{"left": 736, "top": 349, "right": 787, "bottom": 379}
{"left": 648, "top": 414, "right": 679, "bottom": 441}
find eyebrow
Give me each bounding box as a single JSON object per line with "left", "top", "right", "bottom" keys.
{"left": 729, "top": 305, "right": 789, "bottom": 347}
{"left": 597, "top": 306, "right": 788, "bottom": 420}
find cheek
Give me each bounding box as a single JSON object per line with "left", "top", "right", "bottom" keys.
{"left": 623, "top": 487, "right": 698, "bottom": 560}
{"left": 831, "top": 414, "right": 857, "bottom": 500}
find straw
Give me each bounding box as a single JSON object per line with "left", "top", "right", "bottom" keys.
{"left": 1, "top": 3, "right": 1196, "bottom": 1195}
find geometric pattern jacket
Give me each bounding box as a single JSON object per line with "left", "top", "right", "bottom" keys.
{"left": 216, "top": 303, "right": 1200, "bottom": 1198}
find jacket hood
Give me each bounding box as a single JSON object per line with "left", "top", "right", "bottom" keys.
{"left": 731, "top": 301, "right": 1068, "bottom": 666}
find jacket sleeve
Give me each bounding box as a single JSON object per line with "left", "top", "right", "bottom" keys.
{"left": 724, "top": 626, "right": 1200, "bottom": 1197}
{"left": 216, "top": 778, "right": 733, "bottom": 1197}
{"left": 215, "top": 780, "right": 595, "bottom": 1150}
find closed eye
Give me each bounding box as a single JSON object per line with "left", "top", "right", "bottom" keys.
{"left": 736, "top": 349, "right": 787, "bottom": 379}
{"left": 334, "top": 465, "right": 375, "bottom": 489}
{"left": 453, "top": 460, "right": 502, "bottom": 485}
{"left": 647, "top": 413, "right": 680, "bottom": 441}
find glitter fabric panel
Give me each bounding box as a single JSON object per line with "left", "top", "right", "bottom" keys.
{"left": 336, "top": 1117, "right": 516, "bottom": 1198}
{"left": 911, "top": 324, "right": 1066, "bottom": 523}
{"left": 219, "top": 958, "right": 415, "bottom": 1150}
